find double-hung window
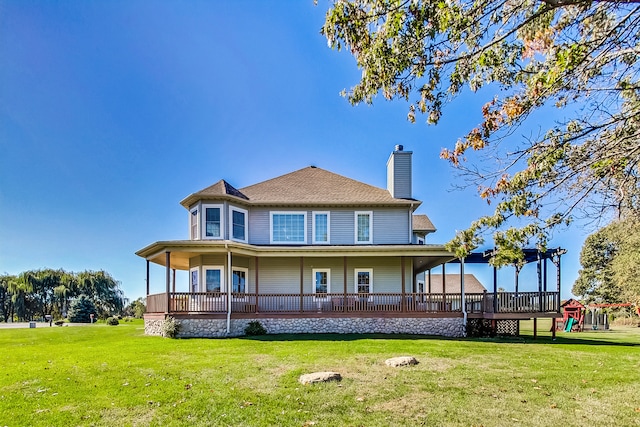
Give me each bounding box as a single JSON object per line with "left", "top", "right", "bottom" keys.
{"left": 355, "top": 211, "right": 373, "bottom": 244}
{"left": 203, "top": 205, "right": 222, "bottom": 239}
{"left": 313, "top": 269, "right": 330, "bottom": 299}
{"left": 355, "top": 269, "right": 373, "bottom": 295}
{"left": 271, "top": 212, "right": 307, "bottom": 244}
{"left": 312, "top": 212, "right": 330, "bottom": 244}
{"left": 229, "top": 206, "right": 248, "bottom": 242}
{"left": 190, "top": 208, "right": 199, "bottom": 240}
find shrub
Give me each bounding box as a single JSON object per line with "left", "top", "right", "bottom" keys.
{"left": 245, "top": 320, "right": 267, "bottom": 336}
{"left": 466, "top": 319, "right": 495, "bottom": 338}
{"left": 67, "top": 295, "right": 97, "bottom": 323}
{"left": 162, "top": 316, "right": 180, "bottom": 338}
{"left": 106, "top": 317, "right": 119, "bottom": 326}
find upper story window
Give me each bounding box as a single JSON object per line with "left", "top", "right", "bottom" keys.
{"left": 190, "top": 208, "right": 199, "bottom": 240}
{"left": 312, "top": 212, "right": 330, "bottom": 244}
{"left": 230, "top": 206, "right": 248, "bottom": 242}
{"left": 271, "top": 212, "right": 307, "bottom": 244}
{"left": 203, "top": 205, "right": 223, "bottom": 239}
{"left": 355, "top": 211, "right": 373, "bottom": 244}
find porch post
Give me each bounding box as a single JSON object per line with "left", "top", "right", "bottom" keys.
{"left": 537, "top": 254, "right": 542, "bottom": 311}
{"left": 543, "top": 257, "right": 548, "bottom": 292}
{"left": 441, "top": 263, "right": 446, "bottom": 311}
{"left": 146, "top": 260, "right": 150, "bottom": 296}
{"left": 165, "top": 252, "right": 171, "bottom": 314}
{"left": 172, "top": 269, "right": 176, "bottom": 293}
{"left": 255, "top": 257, "right": 259, "bottom": 313}
{"left": 460, "top": 260, "right": 465, "bottom": 315}
{"left": 401, "top": 256, "right": 406, "bottom": 312}
{"left": 533, "top": 318, "right": 537, "bottom": 339}
{"left": 493, "top": 265, "right": 498, "bottom": 313}
{"left": 299, "top": 257, "right": 304, "bottom": 313}
{"left": 514, "top": 264, "right": 520, "bottom": 296}
{"left": 428, "top": 269, "right": 432, "bottom": 309}
{"left": 343, "top": 256, "right": 348, "bottom": 312}
{"left": 556, "top": 253, "right": 562, "bottom": 313}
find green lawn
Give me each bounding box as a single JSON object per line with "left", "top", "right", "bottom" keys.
{"left": 1, "top": 320, "right": 639, "bottom": 427}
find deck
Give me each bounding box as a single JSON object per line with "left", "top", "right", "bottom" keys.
{"left": 146, "top": 291, "right": 560, "bottom": 319}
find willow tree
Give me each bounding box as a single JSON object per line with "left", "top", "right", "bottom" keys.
{"left": 322, "top": 0, "right": 640, "bottom": 263}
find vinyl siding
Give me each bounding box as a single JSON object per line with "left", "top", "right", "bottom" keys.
{"left": 373, "top": 208, "right": 410, "bottom": 244}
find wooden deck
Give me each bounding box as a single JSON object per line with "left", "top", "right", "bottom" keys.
{"left": 147, "top": 291, "right": 560, "bottom": 319}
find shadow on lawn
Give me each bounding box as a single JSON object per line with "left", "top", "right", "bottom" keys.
{"left": 240, "top": 332, "right": 640, "bottom": 347}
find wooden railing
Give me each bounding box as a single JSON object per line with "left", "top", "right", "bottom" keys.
{"left": 147, "top": 291, "right": 559, "bottom": 315}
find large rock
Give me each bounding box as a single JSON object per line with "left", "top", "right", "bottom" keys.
{"left": 385, "top": 356, "right": 419, "bottom": 367}
{"left": 299, "top": 371, "right": 342, "bottom": 385}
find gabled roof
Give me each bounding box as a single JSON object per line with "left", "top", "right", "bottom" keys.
{"left": 426, "top": 274, "right": 486, "bottom": 294}
{"left": 181, "top": 166, "right": 420, "bottom": 208}
{"left": 413, "top": 214, "right": 436, "bottom": 233}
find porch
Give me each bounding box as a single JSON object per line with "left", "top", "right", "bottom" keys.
{"left": 146, "top": 290, "right": 561, "bottom": 318}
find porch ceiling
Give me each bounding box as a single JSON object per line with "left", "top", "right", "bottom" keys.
{"left": 137, "top": 240, "right": 456, "bottom": 272}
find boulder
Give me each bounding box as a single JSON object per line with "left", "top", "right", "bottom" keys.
{"left": 385, "top": 356, "right": 419, "bottom": 367}
{"left": 299, "top": 371, "right": 342, "bottom": 385}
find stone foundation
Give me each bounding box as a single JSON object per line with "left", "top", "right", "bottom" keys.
{"left": 144, "top": 316, "right": 465, "bottom": 338}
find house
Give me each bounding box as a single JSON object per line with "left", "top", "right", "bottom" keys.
{"left": 137, "top": 146, "right": 561, "bottom": 338}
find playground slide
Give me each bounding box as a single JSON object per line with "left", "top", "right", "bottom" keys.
{"left": 564, "top": 317, "right": 575, "bottom": 332}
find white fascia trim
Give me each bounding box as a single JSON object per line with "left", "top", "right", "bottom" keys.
{"left": 312, "top": 211, "right": 330, "bottom": 244}
{"left": 269, "top": 211, "right": 307, "bottom": 244}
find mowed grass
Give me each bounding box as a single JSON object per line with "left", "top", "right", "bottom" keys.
{"left": 1, "top": 320, "right": 639, "bottom": 427}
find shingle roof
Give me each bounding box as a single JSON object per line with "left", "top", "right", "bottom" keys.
{"left": 189, "top": 179, "right": 249, "bottom": 200}
{"left": 426, "top": 274, "right": 487, "bottom": 293}
{"left": 182, "top": 166, "right": 419, "bottom": 207}
{"left": 413, "top": 214, "right": 436, "bottom": 233}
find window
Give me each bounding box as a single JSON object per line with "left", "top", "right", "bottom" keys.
{"left": 355, "top": 211, "right": 373, "bottom": 244}
{"left": 232, "top": 268, "right": 248, "bottom": 295}
{"left": 313, "top": 269, "right": 330, "bottom": 297}
{"left": 203, "top": 205, "right": 222, "bottom": 239}
{"left": 190, "top": 209, "right": 199, "bottom": 240}
{"left": 354, "top": 269, "right": 373, "bottom": 295}
{"left": 229, "top": 207, "right": 248, "bottom": 242}
{"left": 271, "top": 212, "right": 307, "bottom": 243}
{"left": 204, "top": 266, "right": 224, "bottom": 293}
{"left": 190, "top": 267, "right": 199, "bottom": 293}
{"left": 312, "top": 212, "right": 330, "bottom": 244}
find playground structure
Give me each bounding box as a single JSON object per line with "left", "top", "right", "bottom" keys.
{"left": 557, "top": 301, "right": 636, "bottom": 332}
{"left": 559, "top": 299, "right": 585, "bottom": 332}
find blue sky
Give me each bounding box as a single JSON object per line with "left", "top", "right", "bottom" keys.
{"left": 0, "top": 1, "right": 585, "bottom": 302}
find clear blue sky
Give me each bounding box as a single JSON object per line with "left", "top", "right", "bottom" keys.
{"left": 0, "top": 1, "right": 585, "bottom": 302}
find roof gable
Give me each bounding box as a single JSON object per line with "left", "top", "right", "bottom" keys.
{"left": 413, "top": 214, "right": 436, "bottom": 233}
{"left": 427, "top": 274, "right": 486, "bottom": 293}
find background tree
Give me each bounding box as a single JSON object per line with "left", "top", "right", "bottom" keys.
{"left": 123, "top": 297, "right": 147, "bottom": 319}
{"left": 67, "top": 294, "right": 97, "bottom": 323}
{"left": 573, "top": 216, "right": 640, "bottom": 304}
{"left": 322, "top": 0, "right": 640, "bottom": 263}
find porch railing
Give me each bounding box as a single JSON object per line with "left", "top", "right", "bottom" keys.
{"left": 147, "top": 291, "right": 559, "bottom": 315}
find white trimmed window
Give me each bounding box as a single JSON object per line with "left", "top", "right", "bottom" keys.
{"left": 355, "top": 211, "right": 373, "bottom": 244}
{"left": 203, "top": 266, "right": 224, "bottom": 293}
{"left": 190, "top": 208, "right": 199, "bottom": 240}
{"left": 202, "top": 205, "right": 223, "bottom": 239}
{"left": 312, "top": 212, "right": 330, "bottom": 244}
{"left": 270, "top": 212, "right": 307, "bottom": 244}
{"left": 232, "top": 267, "right": 248, "bottom": 295}
{"left": 354, "top": 268, "right": 373, "bottom": 295}
{"left": 229, "top": 206, "right": 248, "bottom": 243}
{"left": 312, "top": 268, "right": 330, "bottom": 298}
{"left": 190, "top": 267, "right": 199, "bottom": 293}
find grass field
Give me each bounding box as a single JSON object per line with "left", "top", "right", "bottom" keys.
{"left": 0, "top": 320, "right": 639, "bottom": 426}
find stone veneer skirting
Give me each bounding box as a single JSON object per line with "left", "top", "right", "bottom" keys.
{"left": 144, "top": 316, "right": 465, "bottom": 338}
